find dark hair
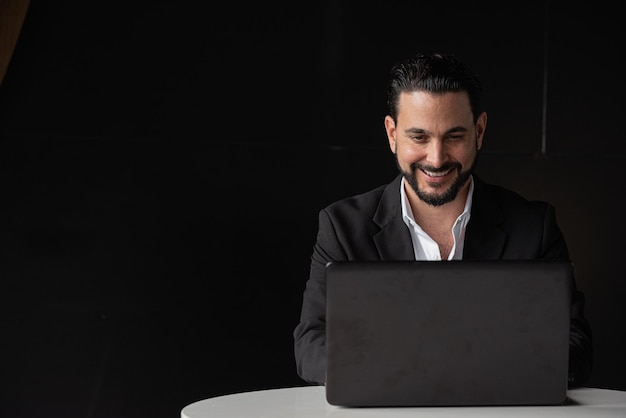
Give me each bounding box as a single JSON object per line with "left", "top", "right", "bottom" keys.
{"left": 386, "top": 52, "right": 483, "bottom": 123}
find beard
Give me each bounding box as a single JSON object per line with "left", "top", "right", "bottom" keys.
{"left": 396, "top": 157, "right": 476, "bottom": 207}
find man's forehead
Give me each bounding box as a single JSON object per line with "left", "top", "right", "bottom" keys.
{"left": 397, "top": 91, "right": 473, "bottom": 122}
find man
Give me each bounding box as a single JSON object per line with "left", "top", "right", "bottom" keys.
{"left": 293, "top": 52, "right": 593, "bottom": 387}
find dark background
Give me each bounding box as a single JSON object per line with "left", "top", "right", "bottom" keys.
{"left": 0, "top": 1, "right": 624, "bottom": 417}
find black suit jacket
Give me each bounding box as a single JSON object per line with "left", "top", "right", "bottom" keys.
{"left": 293, "top": 174, "right": 593, "bottom": 386}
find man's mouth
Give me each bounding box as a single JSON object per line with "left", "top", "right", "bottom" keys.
{"left": 421, "top": 168, "right": 453, "bottom": 177}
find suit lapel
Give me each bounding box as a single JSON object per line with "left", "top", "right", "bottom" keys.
{"left": 374, "top": 216, "right": 415, "bottom": 260}
{"left": 372, "top": 175, "right": 415, "bottom": 261}
{"left": 463, "top": 176, "right": 506, "bottom": 260}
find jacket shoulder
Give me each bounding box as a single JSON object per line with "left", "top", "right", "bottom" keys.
{"left": 475, "top": 177, "right": 553, "bottom": 211}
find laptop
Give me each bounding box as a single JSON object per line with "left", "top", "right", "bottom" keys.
{"left": 324, "top": 259, "right": 572, "bottom": 407}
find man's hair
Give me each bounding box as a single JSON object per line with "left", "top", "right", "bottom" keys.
{"left": 386, "top": 52, "right": 483, "bottom": 123}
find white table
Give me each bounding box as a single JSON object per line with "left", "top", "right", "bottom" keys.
{"left": 181, "top": 386, "right": 626, "bottom": 417}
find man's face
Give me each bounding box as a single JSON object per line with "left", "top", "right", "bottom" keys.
{"left": 384, "top": 91, "right": 487, "bottom": 207}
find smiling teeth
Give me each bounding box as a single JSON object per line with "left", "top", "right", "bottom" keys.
{"left": 423, "top": 169, "right": 452, "bottom": 177}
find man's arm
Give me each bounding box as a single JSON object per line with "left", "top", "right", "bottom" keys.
{"left": 541, "top": 203, "right": 593, "bottom": 387}
{"left": 293, "top": 208, "right": 345, "bottom": 385}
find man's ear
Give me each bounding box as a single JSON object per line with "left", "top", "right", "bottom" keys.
{"left": 476, "top": 112, "right": 487, "bottom": 150}
{"left": 384, "top": 115, "right": 397, "bottom": 154}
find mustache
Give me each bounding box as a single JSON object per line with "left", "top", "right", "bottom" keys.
{"left": 410, "top": 161, "right": 462, "bottom": 173}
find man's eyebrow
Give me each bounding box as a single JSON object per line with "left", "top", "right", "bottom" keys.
{"left": 446, "top": 126, "right": 468, "bottom": 134}
{"left": 404, "top": 126, "right": 468, "bottom": 135}
{"left": 404, "top": 127, "right": 427, "bottom": 135}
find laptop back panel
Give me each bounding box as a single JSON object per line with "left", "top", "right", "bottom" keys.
{"left": 325, "top": 260, "right": 572, "bottom": 407}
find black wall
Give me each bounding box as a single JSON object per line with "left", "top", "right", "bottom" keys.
{"left": 0, "top": 1, "right": 624, "bottom": 417}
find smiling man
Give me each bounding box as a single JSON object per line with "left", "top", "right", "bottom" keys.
{"left": 293, "top": 52, "right": 593, "bottom": 388}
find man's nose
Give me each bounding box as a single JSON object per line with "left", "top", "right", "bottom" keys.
{"left": 426, "top": 140, "right": 447, "bottom": 168}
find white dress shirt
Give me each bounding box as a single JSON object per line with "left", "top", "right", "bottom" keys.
{"left": 400, "top": 176, "right": 474, "bottom": 261}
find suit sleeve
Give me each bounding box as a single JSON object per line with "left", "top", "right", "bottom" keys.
{"left": 542, "top": 204, "right": 593, "bottom": 387}
{"left": 292, "top": 208, "right": 345, "bottom": 385}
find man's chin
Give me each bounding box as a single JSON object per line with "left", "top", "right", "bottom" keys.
{"left": 419, "top": 194, "right": 449, "bottom": 206}
{"left": 416, "top": 183, "right": 458, "bottom": 206}
{"left": 423, "top": 181, "right": 448, "bottom": 190}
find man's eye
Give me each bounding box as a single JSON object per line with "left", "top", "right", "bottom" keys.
{"left": 447, "top": 135, "right": 464, "bottom": 141}
{"left": 411, "top": 136, "right": 427, "bottom": 142}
